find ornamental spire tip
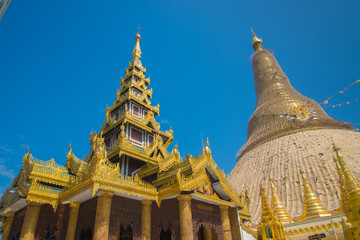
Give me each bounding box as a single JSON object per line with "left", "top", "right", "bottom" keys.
{"left": 251, "top": 27, "right": 263, "bottom": 52}
{"left": 132, "top": 29, "right": 142, "bottom": 61}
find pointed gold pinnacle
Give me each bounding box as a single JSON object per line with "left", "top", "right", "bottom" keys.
{"left": 269, "top": 177, "right": 292, "bottom": 223}
{"left": 251, "top": 27, "right": 263, "bottom": 52}
{"left": 299, "top": 167, "right": 331, "bottom": 221}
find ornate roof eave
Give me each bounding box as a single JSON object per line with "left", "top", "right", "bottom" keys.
{"left": 26, "top": 181, "right": 60, "bottom": 212}
{"left": 102, "top": 114, "right": 162, "bottom": 136}
{"left": 125, "top": 63, "right": 146, "bottom": 76}
{"left": 0, "top": 195, "right": 22, "bottom": 216}
{"left": 66, "top": 148, "right": 88, "bottom": 176}
{"left": 205, "top": 157, "right": 245, "bottom": 208}
{"left": 137, "top": 163, "right": 159, "bottom": 178}
{"left": 127, "top": 57, "right": 146, "bottom": 71}
{"left": 153, "top": 161, "right": 192, "bottom": 186}
{"left": 111, "top": 91, "right": 158, "bottom": 115}
{"left": 106, "top": 130, "right": 172, "bottom": 165}
{"left": 91, "top": 177, "right": 158, "bottom": 199}
{"left": 119, "top": 148, "right": 158, "bottom": 165}
{"left": 119, "top": 78, "right": 150, "bottom": 96}
{"left": 192, "top": 192, "right": 235, "bottom": 207}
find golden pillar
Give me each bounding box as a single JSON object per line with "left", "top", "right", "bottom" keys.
{"left": 204, "top": 227, "right": 212, "bottom": 240}
{"left": 65, "top": 202, "right": 80, "bottom": 240}
{"left": 220, "top": 205, "right": 232, "bottom": 240}
{"left": 93, "top": 190, "right": 113, "bottom": 240}
{"left": 2, "top": 212, "right": 15, "bottom": 240}
{"left": 141, "top": 200, "right": 152, "bottom": 240}
{"left": 20, "top": 201, "right": 42, "bottom": 240}
{"left": 177, "top": 194, "right": 194, "bottom": 240}
{"left": 229, "top": 207, "right": 241, "bottom": 240}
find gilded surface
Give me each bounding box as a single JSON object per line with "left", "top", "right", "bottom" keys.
{"left": 269, "top": 177, "right": 293, "bottom": 224}
{"left": 299, "top": 167, "right": 331, "bottom": 221}
{"left": 333, "top": 143, "right": 360, "bottom": 239}
{"left": 258, "top": 185, "right": 288, "bottom": 240}
{"left": 241, "top": 32, "right": 351, "bottom": 158}
{"left": 0, "top": 32, "right": 247, "bottom": 230}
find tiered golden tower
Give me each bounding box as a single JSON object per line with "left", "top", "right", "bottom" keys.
{"left": 244, "top": 29, "right": 350, "bottom": 157}
{"left": 269, "top": 177, "right": 292, "bottom": 224}
{"left": 258, "top": 185, "right": 287, "bottom": 240}
{"left": 333, "top": 142, "right": 360, "bottom": 239}
{"left": 227, "top": 29, "right": 360, "bottom": 227}
{"left": 0, "top": 31, "right": 251, "bottom": 240}
{"left": 299, "top": 168, "right": 331, "bottom": 221}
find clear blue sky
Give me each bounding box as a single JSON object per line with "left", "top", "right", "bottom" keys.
{"left": 0, "top": 1, "right": 359, "bottom": 192}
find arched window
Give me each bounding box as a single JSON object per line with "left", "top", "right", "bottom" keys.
{"left": 159, "top": 226, "right": 171, "bottom": 240}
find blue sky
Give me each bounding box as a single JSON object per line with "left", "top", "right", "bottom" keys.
{"left": 0, "top": 0, "right": 359, "bottom": 192}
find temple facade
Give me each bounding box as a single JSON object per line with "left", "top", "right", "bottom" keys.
{"left": 0, "top": 32, "right": 251, "bottom": 240}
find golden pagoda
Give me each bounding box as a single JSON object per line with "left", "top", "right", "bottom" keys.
{"left": 0, "top": 32, "right": 250, "bottom": 240}
{"left": 227, "top": 29, "right": 360, "bottom": 226}
{"left": 299, "top": 167, "right": 331, "bottom": 221}
{"left": 269, "top": 177, "right": 292, "bottom": 224}
{"left": 258, "top": 185, "right": 287, "bottom": 240}
{"left": 333, "top": 142, "right": 360, "bottom": 239}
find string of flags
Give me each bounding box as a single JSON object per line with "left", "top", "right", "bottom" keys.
{"left": 323, "top": 97, "right": 358, "bottom": 108}
{"left": 320, "top": 79, "right": 360, "bottom": 107}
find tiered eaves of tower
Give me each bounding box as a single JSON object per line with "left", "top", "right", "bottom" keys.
{"left": 0, "top": 32, "right": 251, "bottom": 240}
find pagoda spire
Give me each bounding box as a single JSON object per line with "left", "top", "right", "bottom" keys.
{"left": 132, "top": 30, "right": 142, "bottom": 61}
{"left": 299, "top": 167, "right": 331, "bottom": 221}
{"left": 258, "top": 185, "right": 287, "bottom": 240}
{"left": 237, "top": 29, "right": 347, "bottom": 158}
{"left": 333, "top": 152, "right": 348, "bottom": 212}
{"left": 269, "top": 177, "right": 292, "bottom": 223}
{"left": 332, "top": 141, "right": 360, "bottom": 237}
{"left": 332, "top": 141, "right": 360, "bottom": 207}
{"left": 260, "top": 184, "right": 274, "bottom": 219}
{"left": 251, "top": 27, "right": 263, "bottom": 52}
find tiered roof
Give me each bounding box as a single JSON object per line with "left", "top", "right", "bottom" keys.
{"left": 0, "top": 32, "right": 251, "bottom": 221}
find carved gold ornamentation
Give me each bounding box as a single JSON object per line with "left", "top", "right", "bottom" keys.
{"left": 0, "top": 32, "right": 248, "bottom": 230}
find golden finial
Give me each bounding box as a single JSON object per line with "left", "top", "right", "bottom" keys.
{"left": 206, "top": 137, "right": 209, "bottom": 147}
{"left": 27, "top": 145, "right": 30, "bottom": 154}
{"left": 69, "top": 142, "right": 72, "bottom": 152}
{"left": 299, "top": 167, "right": 331, "bottom": 221}
{"left": 251, "top": 27, "right": 263, "bottom": 52}
{"left": 132, "top": 28, "right": 142, "bottom": 61}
